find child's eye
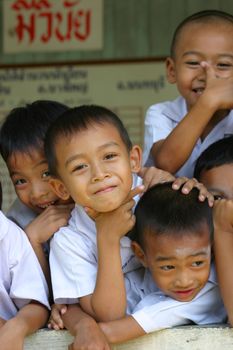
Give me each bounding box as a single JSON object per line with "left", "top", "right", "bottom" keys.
{"left": 14, "top": 178, "right": 26, "bottom": 186}
{"left": 185, "top": 61, "right": 200, "bottom": 66}
{"left": 160, "top": 265, "right": 175, "bottom": 271}
{"left": 105, "top": 153, "right": 117, "bottom": 160}
{"left": 42, "top": 170, "right": 50, "bottom": 179}
{"left": 217, "top": 63, "right": 232, "bottom": 69}
{"left": 214, "top": 194, "right": 224, "bottom": 200}
{"left": 72, "top": 164, "right": 87, "bottom": 172}
{"left": 191, "top": 261, "right": 204, "bottom": 267}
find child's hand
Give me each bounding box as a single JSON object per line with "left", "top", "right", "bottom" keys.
{"left": 48, "top": 304, "right": 67, "bottom": 330}
{"left": 86, "top": 185, "right": 144, "bottom": 242}
{"left": 214, "top": 199, "right": 233, "bottom": 234}
{"left": 25, "top": 203, "right": 74, "bottom": 244}
{"left": 68, "top": 318, "right": 110, "bottom": 350}
{"left": 172, "top": 177, "right": 214, "bottom": 207}
{"left": 138, "top": 166, "right": 175, "bottom": 191}
{"left": 200, "top": 61, "right": 233, "bottom": 111}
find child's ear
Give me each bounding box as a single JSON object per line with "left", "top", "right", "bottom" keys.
{"left": 49, "top": 178, "right": 70, "bottom": 200}
{"left": 166, "top": 57, "right": 176, "bottom": 84}
{"left": 131, "top": 241, "right": 148, "bottom": 267}
{"left": 130, "top": 145, "right": 142, "bottom": 173}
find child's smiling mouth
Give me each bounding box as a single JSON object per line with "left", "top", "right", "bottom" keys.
{"left": 94, "top": 185, "right": 117, "bottom": 195}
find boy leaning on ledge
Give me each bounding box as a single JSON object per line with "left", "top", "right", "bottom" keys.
{"left": 0, "top": 181, "right": 50, "bottom": 350}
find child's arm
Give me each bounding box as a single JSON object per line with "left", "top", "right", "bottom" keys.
{"left": 25, "top": 203, "right": 74, "bottom": 285}
{"left": 0, "top": 302, "right": 48, "bottom": 350}
{"left": 151, "top": 63, "right": 233, "bottom": 174}
{"left": 99, "top": 316, "right": 145, "bottom": 344}
{"left": 214, "top": 199, "right": 233, "bottom": 325}
{"left": 62, "top": 304, "right": 111, "bottom": 350}
{"left": 80, "top": 186, "right": 144, "bottom": 322}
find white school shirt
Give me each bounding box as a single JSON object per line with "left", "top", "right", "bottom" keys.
{"left": 125, "top": 265, "right": 226, "bottom": 333}
{"left": 50, "top": 174, "right": 142, "bottom": 304}
{"left": 7, "top": 198, "right": 37, "bottom": 229}
{"left": 0, "top": 211, "right": 50, "bottom": 320}
{"left": 143, "top": 96, "right": 233, "bottom": 178}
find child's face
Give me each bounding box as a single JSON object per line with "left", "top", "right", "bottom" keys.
{"left": 199, "top": 163, "right": 233, "bottom": 200}
{"left": 166, "top": 21, "right": 233, "bottom": 110}
{"left": 7, "top": 148, "right": 69, "bottom": 214}
{"left": 133, "top": 227, "right": 211, "bottom": 302}
{"left": 50, "top": 122, "right": 141, "bottom": 212}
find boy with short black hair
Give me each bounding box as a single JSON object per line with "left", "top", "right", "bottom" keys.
{"left": 143, "top": 9, "right": 233, "bottom": 178}
{"left": 97, "top": 183, "right": 226, "bottom": 343}
{"left": 194, "top": 136, "right": 233, "bottom": 200}
{"left": 0, "top": 100, "right": 74, "bottom": 283}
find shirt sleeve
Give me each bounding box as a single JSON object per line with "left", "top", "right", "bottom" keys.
{"left": 8, "top": 222, "right": 50, "bottom": 310}
{"left": 143, "top": 103, "right": 175, "bottom": 166}
{"left": 50, "top": 227, "right": 98, "bottom": 304}
{"left": 131, "top": 282, "right": 226, "bottom": 333}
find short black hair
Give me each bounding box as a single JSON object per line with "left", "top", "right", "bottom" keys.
{"left": 44, "top": 104, "right": 132, "bottom": 177}
{"left": 130, "top": 182, "right": 213, "bottom": 249}
{"left": 170, "top": 9, "right": 233, "bottom": 57}
{"left": 194, "top": 136, "right": 233, "bottom": 180}
{"left": 0, "top": 100, "right": 68, "bottom": 162}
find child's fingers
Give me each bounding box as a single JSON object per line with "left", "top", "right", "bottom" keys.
{"left": 172, "top": 176, "right": 190, "bottom": 190}
{"left": 49, "top": 304, "right": 66, "bottom": 329}
{"left": 127, "top": 185, "right": 145, "bottom": 201}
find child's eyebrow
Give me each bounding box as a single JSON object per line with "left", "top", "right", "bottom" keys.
{"left": 65, "top": 141, "right": 120, "bottom": 167}
{"left": 10, "top": 159, "right": 48, "bottom": 176}
{"left": 155, "top": 250, "right": 210, "bottom": 262}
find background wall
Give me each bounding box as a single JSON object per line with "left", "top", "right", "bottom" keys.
{"left": 0, "top": 0, "right": 233, "bottom": 65}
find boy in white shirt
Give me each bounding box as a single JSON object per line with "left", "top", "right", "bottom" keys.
{"left": 143, "top": 10, "right": 233, "bottom": 178}
{"left": 0, "top": 182, "right": 50, "bottom": 350}
{"left": 0, "top": 100, "right": 74, "bottom": 284}
{"left": 97, "top": 183, "right": 226, "bottom": 343}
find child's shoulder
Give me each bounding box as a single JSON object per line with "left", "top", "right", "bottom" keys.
{"left": 145, "top": 96, "right": 186, "bottom": 121}
{"left": 7, "top": 198, "right": 37, "bottom": 229}
{"left": 0, "top": 210, "right": 30, "bottom": 252}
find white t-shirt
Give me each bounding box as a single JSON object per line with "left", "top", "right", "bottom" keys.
{"left": 50, "top": 174, "right": 142, "bottom": 304}
{"left": 143, "top": 96, "right": 233, "bottom": 178}
{"left": 0, "top": 211, "right": 50, "bottom": 320}
{"left": 125, "top": 264, "right": 226, "bottom": 333}
{"left": 7, "top": 198, "right": 37, "bottom": 229}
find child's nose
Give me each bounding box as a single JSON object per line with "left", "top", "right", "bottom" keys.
{"left": 31, "top": 183, "right": 49, "bottom": 200}
{"left": 91, "top": 164, "right": 111, "bottom": 183}
{"left": 174, "top": 271, "right": 193, "bottom": 289}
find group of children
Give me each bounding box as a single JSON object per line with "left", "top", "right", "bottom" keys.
{"left": 0, "top": 8, "right": 233, "bottom": 350}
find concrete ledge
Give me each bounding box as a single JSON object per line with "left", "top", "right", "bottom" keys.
{"left": 24, "top": 325, "right": 233, "bottom": 350}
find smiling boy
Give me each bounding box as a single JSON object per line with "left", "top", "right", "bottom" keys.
{"left": 45, "top": 105, "right": 145, "bottom": 322}
{"left": 143, "top": 10, "right": 233, "bottom": 178}
{"left": 97, "top": 183, "right": 226, "bottom": 343}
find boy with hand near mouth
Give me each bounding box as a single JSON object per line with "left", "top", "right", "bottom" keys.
{"left": 143, "top": 10, "right": 233, "bottom": 178}
{"left": 0, "top": 100, "right": 74, "bottom": 284}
